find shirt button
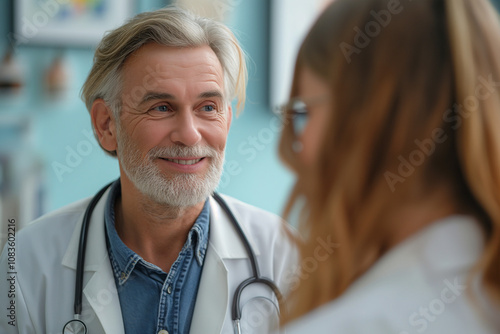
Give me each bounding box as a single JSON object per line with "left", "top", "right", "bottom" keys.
{"left": 167, "top": 285, "right": 172, "bottom": 294}
{"left": 158, "top": 330, "right": 169, "bottom": 334}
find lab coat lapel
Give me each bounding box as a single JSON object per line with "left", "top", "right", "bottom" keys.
{"left": 190, "top": 196, "right": 251, "bottom": 334}
{"left": 83, "top": 257, "right": 124, "bottom": 333}
{"left": 189, "top": 243, "right": 229, "bottom": 334}
{"left": 61, "top": 188, "right": 125, "bottom": 334}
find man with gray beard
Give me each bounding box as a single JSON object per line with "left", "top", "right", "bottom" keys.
{"left": 0, "top": 7, "right": 295, "bottom": 334}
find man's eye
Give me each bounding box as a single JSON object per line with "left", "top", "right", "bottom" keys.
{"left": 201, "top": 105, "right": 216, "bottom": 112}
{"left": 151, "top": 105, "right": 171, "bottom": 112}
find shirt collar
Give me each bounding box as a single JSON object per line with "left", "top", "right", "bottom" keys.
{"left": 189, "top": 199, "right": 210, "bottom": 266}
{"left": 104, "top": 179, "right": 140, "bottom": 285}
{"left": 104, "top": 179, "right": 211, "bottom": 284}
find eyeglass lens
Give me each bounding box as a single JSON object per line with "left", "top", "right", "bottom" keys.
{"left": 290, "top": 100, "right": 309, "bottom": 136}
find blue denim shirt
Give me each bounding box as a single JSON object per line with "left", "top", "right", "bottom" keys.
{"left": 104, "top": 180, "right": 210, "bottom": 334}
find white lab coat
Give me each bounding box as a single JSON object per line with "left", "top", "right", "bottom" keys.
{"left": 281, "top": 215, "right": 500, "bottom": 334}
{"left": 0, "top": 189, "right": 295, "bottom": 334}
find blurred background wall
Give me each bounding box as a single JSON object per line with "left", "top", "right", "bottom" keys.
{"left": 1, "top": 0, "right": 500, "bottom": 247}
{"left": 0, "top": 0, "right": 298, "bottom": 247}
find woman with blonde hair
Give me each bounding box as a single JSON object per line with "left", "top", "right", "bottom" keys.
{"left": 278, "top": 0, "right": 500, "bottom": 332}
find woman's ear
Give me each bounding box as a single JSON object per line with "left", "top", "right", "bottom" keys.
{"left": 91, "top": 99, "right": 118, "bottom": 153}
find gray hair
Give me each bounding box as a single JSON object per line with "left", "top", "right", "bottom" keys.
{"left": 81, "top": 6, "right": 247, "bottom": 156}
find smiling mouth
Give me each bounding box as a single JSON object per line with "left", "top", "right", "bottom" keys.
{"left": 160, "top": 158, "right": 204, "bottom": 165}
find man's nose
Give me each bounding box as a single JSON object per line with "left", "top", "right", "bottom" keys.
{"left": 169, "top": 111, "right": 202, "bottom": 146}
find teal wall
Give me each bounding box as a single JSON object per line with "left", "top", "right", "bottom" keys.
{"left": 0, "top": 0, "right": 294, "bottom": 216}
{"left": 494, "top": 0, "right": 500, "bottom": 10}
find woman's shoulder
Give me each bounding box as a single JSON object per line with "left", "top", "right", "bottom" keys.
{"left": 284, "top": 292, "right": 498, "bottom": 334}
{"left": 282, "top": 215, "right": 500, "bottom": 333}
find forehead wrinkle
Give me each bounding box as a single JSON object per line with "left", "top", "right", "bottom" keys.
{"left": 148, "top": 67, "right": 222, "bottom": 84}
{"left": 122, "top": 50, "right": 225, "bottom": 104}
{"left": 154, "top": 72, "right": 224, "bottom": 90}
{"left": 156, "top": 59, "right": 222, "bottom": 74}
{"left": 157, "top": 73, "right": 222, "bottom": 83}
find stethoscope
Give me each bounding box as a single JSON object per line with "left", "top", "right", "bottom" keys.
{"left": 63, "top": 182, "right": 283, "bottom": 334}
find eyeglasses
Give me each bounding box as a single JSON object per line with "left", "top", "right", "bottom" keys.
{"left": 274, "top": 95, "right": 329, "bottom": 137}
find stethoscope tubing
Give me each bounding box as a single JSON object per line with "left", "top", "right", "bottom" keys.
{"left": 70, "top": 182, "right": 283, "bottom": 333}
{"left": 212, "top": 193, "right": 284, "bottom": 320}
{"left": 74, "top": 181, "right": 113, "bottom": 316}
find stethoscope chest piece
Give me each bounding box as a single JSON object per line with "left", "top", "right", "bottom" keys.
{"left": 63, "top": 318, "right": 87, "bottom": 334}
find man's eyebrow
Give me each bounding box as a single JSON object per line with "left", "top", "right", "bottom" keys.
{"left": 139, "top": 92, "right": 175, "bottom": 105}
{"left": 198, "top": 90, "right": 224, "bottom": 99}
{"left": 137, "top": 91, "right": 223, "bottom": 106}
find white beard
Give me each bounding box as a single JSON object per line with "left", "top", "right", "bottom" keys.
{"left": 116, "top": 125, "right": 224, "bottom": 208}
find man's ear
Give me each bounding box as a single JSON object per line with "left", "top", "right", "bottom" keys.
{"left": 91, "top": 99, "right": 118, "bottom": 153}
